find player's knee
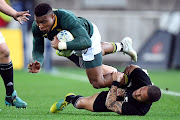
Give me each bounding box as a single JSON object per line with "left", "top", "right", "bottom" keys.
{"left": 0, "top": 48, "right": 10, "bottom": 58}
{"left": 101, "top": 48, "right": 105, "bottom": 56}
{"left": 124, "top": 64, "right": 139, "bottom": 74}
{"left": 91, "top": 83, "right": 100, "bottom": 89}
{"left": 90, "top": 79, "right": 104, "bottom": 89}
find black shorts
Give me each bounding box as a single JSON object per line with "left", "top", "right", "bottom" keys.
{"left": 93, "top": 91, "right": 112, "bottom": 112}
{"left": 67, "top": 54, "right": 85, "bottom": 69}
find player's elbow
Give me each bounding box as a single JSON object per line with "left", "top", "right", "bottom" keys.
{"left": 84, "top": 39, "right": 92, "bottom": 49}
{"left": 105, "top": 101, "right": 110, "bottom": 109}
{"left": 105, "top": 99, "right": 114, "bottom": 109}
{"left": 105, "top": 101, "right": 122, "bottom": 115}
{"left": 74, "top": 38, "right": 92, "bottom": 50}
{"left": 105, "top": 101, "right": 115, "bottom": 112}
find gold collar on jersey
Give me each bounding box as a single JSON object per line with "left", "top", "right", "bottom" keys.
{"left": 51, "top": 15, "right": 57, "bottom": 31}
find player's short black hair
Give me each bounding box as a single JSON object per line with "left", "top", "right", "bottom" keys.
{"left": 34, "top": 3, "right": 53, "bottom": 17}
{"left": 147, "top": 85, "right": 161, "bottom": 102}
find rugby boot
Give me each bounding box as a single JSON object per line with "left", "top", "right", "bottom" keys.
{"left": 5, "top": 90, "right": 27, "bottom": 108}
{"left": 121, "top": 37, "right": 137, "bottom": 62}
{"left": 50, "top": 93, "right": 75, "bottom": 113}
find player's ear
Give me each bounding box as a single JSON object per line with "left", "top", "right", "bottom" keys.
{"left": 50, "top": 12, "right": 55, "bottom": 19}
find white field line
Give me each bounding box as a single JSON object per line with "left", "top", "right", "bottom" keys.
{"left": 49, "top": 71, "right": 180, "bottom": 97}
{"left": 161, "top": 90, "right": 180, "bottom": 97}
{"left": 49, "top": 70, "right": 88, "bottom": 82}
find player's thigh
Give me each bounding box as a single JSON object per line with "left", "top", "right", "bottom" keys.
{"left": 77, "top": 92, "right": 100, "bottom": 111}
{"left": 86, "top": 65, "right": 103, "bottom": 83}
{"left": 102, "top": 64, "right": 117, "bottom": 75}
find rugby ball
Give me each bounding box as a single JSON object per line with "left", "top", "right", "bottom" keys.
{"left": 56, "top": 30, "right": 74, "bottom": 57}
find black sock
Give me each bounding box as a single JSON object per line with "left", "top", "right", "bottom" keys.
{"left": 120, "top": 43, "right": 123, "bottom": 51}
{"left": 66, "top": 95, "right": 83, "bottom": 108}
{"left": 0, "top": 61, "right": 14, "bottom": 96}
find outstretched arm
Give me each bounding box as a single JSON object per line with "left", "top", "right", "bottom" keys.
{"left": 0, "top": 0, "right": 30, "bottom": 24}
{"left": 105, "top": 72, "right": 125, "bottom": 114}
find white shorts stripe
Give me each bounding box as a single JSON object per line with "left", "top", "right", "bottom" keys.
{"left": 82, "top": 23, "right": 102, "bottom": 61}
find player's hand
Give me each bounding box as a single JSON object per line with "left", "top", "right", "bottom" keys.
{"left": 13, "top": 10, "right": 31, "bottom": 24}
{"left": 27, "top": 61, "right": 41, "bottom": 73}
{"left": 51, "top": 36, "right": 59, "bottom": 49}
{"left": 117, "top": 88, "right": 125, "bottom": 97}
{"left": 112, "top": 72, "right": 124, "bottom": 82}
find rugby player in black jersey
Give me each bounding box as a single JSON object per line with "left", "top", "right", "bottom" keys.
{"left": 50, "top": 65, "right": 161, "bottom": 115}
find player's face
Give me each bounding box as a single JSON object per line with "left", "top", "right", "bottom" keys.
{"left": 132, "top": 86, "right": 149, "bottom": 102}
{"left": 35, "top": 13, "right": 55, "bottom": 33}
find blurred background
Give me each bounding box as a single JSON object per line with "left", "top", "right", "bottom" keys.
{"left": 1, "top": 0, "right": 180, "bottom": 71}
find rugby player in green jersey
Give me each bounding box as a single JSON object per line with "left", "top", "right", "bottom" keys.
{"left": 28, "top": 3, "right": 137, "bottom": 89}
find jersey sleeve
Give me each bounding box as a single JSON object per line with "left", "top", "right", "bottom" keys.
{"left": 59, "top": 11, "right": 92, "bottom": 50}
{"left": 122, "top": 102, "right": 144, "bottom": 115}
{"left": 32, "top": 21, "right": 45, "bottom": 66}
{"left": 129, "top": 68, "right": 152, "bottom": 90}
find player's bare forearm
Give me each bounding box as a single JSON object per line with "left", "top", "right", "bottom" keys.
{"left": 106, "top": 85, "right": 123, "bottom": 114}
{"left": 0, "top": 0, "right": 16, "bottom": 17}
{"left": 117, "top": 88, "right": 125, "bottom": 97}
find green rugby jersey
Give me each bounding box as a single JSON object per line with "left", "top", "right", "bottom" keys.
{"left": 32, "top": 9, "right": 93, "bottom": 65}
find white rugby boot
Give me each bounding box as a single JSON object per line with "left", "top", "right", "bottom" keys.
{"left": 120, "top": 37, "right": 137, "bottom": 62}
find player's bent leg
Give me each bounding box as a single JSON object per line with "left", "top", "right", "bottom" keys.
{"left": 5, "top": 90, "right": 27, "bottom": 108}
{"left": 101, "top": 42, "right": 114, "bottom": 56}
{"left": 0, "top": 35, "right": 27, "bottom": 108}
{"left": 102, "top": 64, "right": 117, "bottom": 75}
{"left": 101, "top": 37, "right": 137, "bottom": 62}
{"left": 86, "top": 65, "right": 113, "bottom": 89}
{"left": 50, "top": 93, "right": 75, "bottom": 113}
{"left": 86, "top": 66, "right": 104, "bottom": 88}
{"left": 76, "top": 93, "right": 100, "bottom": 112}
{"left": 84, "top": 52, "right": 113, "bottom": 88}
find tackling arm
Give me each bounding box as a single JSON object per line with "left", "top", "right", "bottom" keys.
{"left": 105, "top": 85, "right": 124, "bottom": 114}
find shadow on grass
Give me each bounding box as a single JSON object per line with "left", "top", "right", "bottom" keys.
{"left": 60, "top": 112, "right": 119, "bottom": 116}
{"left": 47, "top": 111, "right": 119, "bottom": 117}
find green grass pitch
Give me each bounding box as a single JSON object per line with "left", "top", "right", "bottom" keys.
{"left": 0, "top": 67, "right": 179, "bottom": 120}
